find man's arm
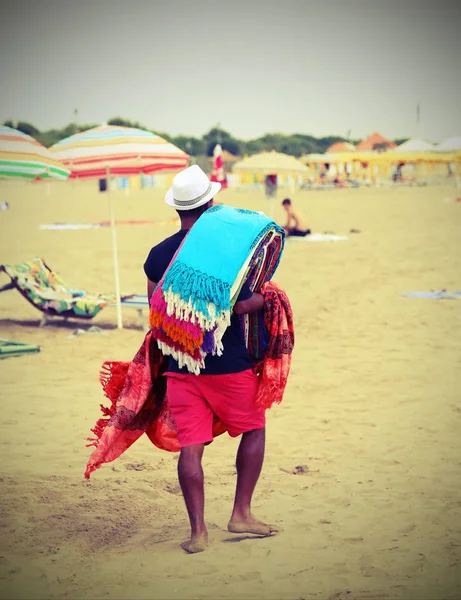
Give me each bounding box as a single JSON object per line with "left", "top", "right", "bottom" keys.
{"left": 147, "top": 278, "right": 157, "bottom": 304}
{"left": 233, "top": 292, "right": 264, "bottom": 315}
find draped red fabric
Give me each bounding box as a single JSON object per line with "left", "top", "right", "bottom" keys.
{"left": 84, "top": 282, "right": 293, "bottom": 478}
{"left": 254, "top": 282, "right": 294, "bottom": 409}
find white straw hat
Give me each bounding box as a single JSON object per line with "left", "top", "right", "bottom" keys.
{"left": 165, "top": 165, "right": 221, "bottom": 211}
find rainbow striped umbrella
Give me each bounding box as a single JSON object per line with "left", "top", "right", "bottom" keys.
{"left": 50, "top": 125, "right": 189, "bottom": 329}
{"left": 0, "top": 126, "right": 70, "bottom": 180}
{"left": 49, "top": 125, "right": 189, "bottom": 177}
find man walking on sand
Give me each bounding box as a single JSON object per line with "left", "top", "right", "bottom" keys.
{"left": 143, "top": 165, "right": 278, "bottom": 553}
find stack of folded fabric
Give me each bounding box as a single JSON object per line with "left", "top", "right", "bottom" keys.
{"left": 149, "top": 205, "right": 285, "bottom": 374}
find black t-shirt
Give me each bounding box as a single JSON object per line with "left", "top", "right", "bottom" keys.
{"left": 144, "top": 229, "right": 254, "bottom": 375}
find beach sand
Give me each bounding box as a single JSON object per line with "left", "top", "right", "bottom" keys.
{"left": 0, "top": 180, "right": 460, "bottom": 600}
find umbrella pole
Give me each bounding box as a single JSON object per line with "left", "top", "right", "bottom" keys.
{"left": 269, "top": 197, "right": 274, "bottom": 219}
{"left": 107, "top": 168, "right": 123, "bottom": 329}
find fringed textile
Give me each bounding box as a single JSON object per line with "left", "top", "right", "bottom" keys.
{"left": 254, "top": 281, "right": 295, "bottom": 409}
{"left": 149, "top": 205, "right": 285, "bottom": 374}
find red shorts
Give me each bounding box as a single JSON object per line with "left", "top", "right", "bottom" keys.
{"left": 166, "top": 369, "right": 265, "bottom": 448}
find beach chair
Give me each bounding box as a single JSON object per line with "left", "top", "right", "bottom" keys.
{"left": 0, "top": 338, "right": 40, "bottom": 359}
{"left": 0, "top": 258, "right": 149, "bottom": 329}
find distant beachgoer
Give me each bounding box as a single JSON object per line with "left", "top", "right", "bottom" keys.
{"left": 0, "top": 201, "right": 9, "bottom": 211}
{"left": 392, "top": 162, "right": 405, "bottom": 183}
{"left": 265, "top": 174, "right": 278, "bottom": 198}
{"left": 333, "top": 176, "right": 345, "bottom": 188}
{"left": 281, "top": 198, "right": 311, "bottom": 237}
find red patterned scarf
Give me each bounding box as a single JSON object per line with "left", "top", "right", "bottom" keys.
{"left": 254, "top": 281, "right": 294, "bottom": 408}
{"left": 84, "top": 282, "right": 294, "bottom": 479}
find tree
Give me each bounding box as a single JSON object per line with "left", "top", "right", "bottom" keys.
{"left": 108, "top": 116, "right": 146, "bottom": 129}
{"left": 4, "top": 120, "right": 40, "bottom": 137}
{"left": 373, "top": 142, "right": 389, "bottom": 152}
{"left": 34, "top": 123, "right": 98, "bottom": 147}
{"left": 35, "top": 129, "right": 62, "bottom": 147}
{"left": 172, "top": 136, "right": 206, "bottom": 156}
{"left": 205, "top": 139, "right": 242, "bottom": 157}
{"left": 202, "top": 127, "right": 232, "bottom": 144}
{"left": 202, "top": 128, "right": 244, "bottom": 156}
{"left": 244, "top": 139, "right": 265, "bottom": 155}
{"left": 317, "top": 136, "right": 347, "bottom": 153}
{"left": 5, "top": 117, "right": 412, "bottom": 156}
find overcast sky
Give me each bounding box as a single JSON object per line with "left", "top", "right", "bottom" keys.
{"left": 1, "top": 0, "right": 460, "bottom": 141}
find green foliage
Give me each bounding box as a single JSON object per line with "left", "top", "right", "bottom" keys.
{"left": 245, "top": 139, "right": 266, "bottom": 154}
{"left": 239, "top": 133, "right": 346, "bottom": 157}
{"left": 4, "top": 120, "right": 40, "bottom": 136}
{"left": 201, "top": 128, "right": 244, "bottom": 157}
{"left": 202, "top": 127, "right": 232, "bottom": 143}
{"left": 171, "top": 135, "right": 206, "bottom": 156}
{"left": 221, "top": 139, "right": 243, "bottom": 156}
{"left": 108, "top": 116, "right": 146, "bottom": 129}
{"left": 34, "top": 123, "right": 98, "bottom": 147}
{"left": 3, "top": 117, "right": 412, "bottom": 159}
{"left": 373, "top": 142, "right": 389, "bottom": 152}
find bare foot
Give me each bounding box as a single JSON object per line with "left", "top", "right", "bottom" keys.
{"left": 228, "top": 514, "right": 279, "bottom": 536}
{"left": 180, "top": 532, "right": 208, "bottom": 554}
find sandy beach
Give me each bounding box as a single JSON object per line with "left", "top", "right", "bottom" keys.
{"left": 0, "top": 180, "right": 460, "bottom": 600}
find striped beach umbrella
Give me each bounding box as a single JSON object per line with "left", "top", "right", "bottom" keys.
{"left": 49, "top": 125, "right": 189, "bottom": 178}
{"left": 210, "top": 144, "right": 228, "bottom": 190}
{"left": 0, "top": 125, "right": 70, "bottom": 180}
{"left": 49, "top": 125, "right": 190, "bottom": 329}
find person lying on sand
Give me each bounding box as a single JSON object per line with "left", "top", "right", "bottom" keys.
{"left": 281, "top": 198, "right": 311, "bottom": 237}
{"left": 144, "top": 166, "right": 279, "bottom": 554}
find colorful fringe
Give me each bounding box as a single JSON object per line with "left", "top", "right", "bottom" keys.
{"left": 149, "top": 205, "right": 285, "bottom": 374}
{"left": 84, "top": 282, "right": 294, "bottom": 478}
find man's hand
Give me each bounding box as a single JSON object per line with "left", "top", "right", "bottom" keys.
{"left": 233, "top": 292, "right": 264, "bottom": 315}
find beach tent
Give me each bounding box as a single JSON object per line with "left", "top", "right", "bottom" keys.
{"left": 435, "top": 137, "right": 461, "bottom": 182}
{"left": 233, "top": 150, "right": 310, "bottom": 174}
{"left": 50, "top": 125, "right": 189, "bottom": 328}
{"left": 393, "top": 138, "right": 435, "bottom": 152}
{"left": 300, "top": 152, "right": 357, "bottom": 178}
{"left": 233, "top": 151, "right": 309, "bottom": 215}
{"left": 435, "top": 137, "right": 461, "bottom": 152}
{"left": 326, "top": 141, "right": 356, "bottom": 153}
{"left": 300, "top": 153, "right": 352, "bottom": 164}
{"left": 356, "top": 132, "right": 396, "bottom": 151}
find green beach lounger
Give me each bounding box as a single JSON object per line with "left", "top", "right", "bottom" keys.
{"left": 0, "top": 339, "right": 40, "bottom": 359}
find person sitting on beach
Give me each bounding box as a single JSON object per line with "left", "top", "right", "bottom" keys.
{"left": 281, "top": 198, "right": 311, "bottom": 237}
{"left": 144, "top": 166, "right": 279, "bottom": 554}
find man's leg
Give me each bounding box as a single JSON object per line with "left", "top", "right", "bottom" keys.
{"left": 228, "top": 427, "right": 279, "bottom": 535}
{"left": 290, "top": 228, "right": 311, "bottom": 237}
{"left": 177, "top": 443, "right": 208, "bottom": 553}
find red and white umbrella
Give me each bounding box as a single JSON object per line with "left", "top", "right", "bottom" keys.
{"left": 50, "top": 125, "right": 189, "bottom": 328}
{"left": 50, "top": 124, "right": 189, "bottom": 177}
{"left": 210, "top": 143, "right": 228, "bottom": 190}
